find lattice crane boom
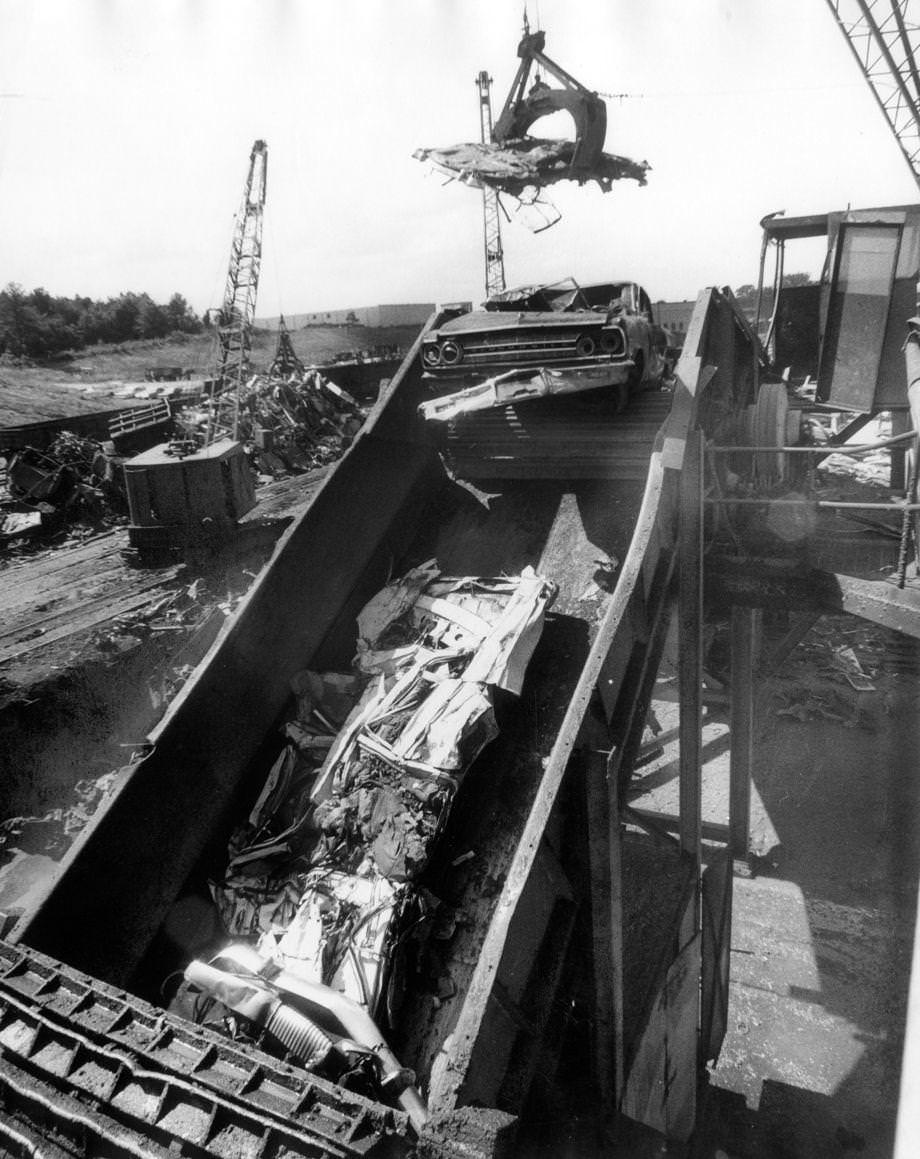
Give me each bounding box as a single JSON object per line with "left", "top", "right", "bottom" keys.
{"left": 824, "top": 0, "right": 920, "bottom": 189}
{"left": 477, "top": 70, "right": 506, "bottom": 298}
{"left": 211, "top": 138, "right": 268, "bottom": 441}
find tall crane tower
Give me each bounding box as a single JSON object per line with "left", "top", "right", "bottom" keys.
{"left": 211, "top": 139, "right": 268, "bottom": 440}
{"left": 477, "top": 71, "right": 506, "bottom": 297}
{"left": 824, "top": 0, "right": 920, "bottom": 190}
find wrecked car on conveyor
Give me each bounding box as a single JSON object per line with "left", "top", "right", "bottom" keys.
{"left": 421, "top": 278, "right": 668, "bottom": 405}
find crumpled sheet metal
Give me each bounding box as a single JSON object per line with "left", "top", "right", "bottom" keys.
{"left": 419, "top": 363, "right": 631, "bottom": 423}
{"left": 258, "top": 870, "right": 401, "bottom": 1011}
{"left": 210, "top": 872, "right": 303, "bottom": 940}
{"left": 413, "top": 137, "right": 649, "bottom": 195}
{"left": 356, "top": 562, "right": 555, "bottom": 694}
{"left": 209, "top": 563, "right": 556, "bottom": 1021}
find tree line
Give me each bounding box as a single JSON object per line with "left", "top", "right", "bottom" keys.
{"left": 0, "top": 282, "right": 204, "bottom": 361}
{"left": 732, "top": 272, "right": 815, "bottom": 309}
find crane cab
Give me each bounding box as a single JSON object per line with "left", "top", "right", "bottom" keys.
{"left": 756, "top": 203, "right": 920, "bottom": 413}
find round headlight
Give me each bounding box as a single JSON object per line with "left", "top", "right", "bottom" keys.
{"left": 575, "top": 333, "right": 597, "bottom": 358}
{"left": 422, "top": 343, "right": 442, "bottom": 367}
{"left": 600, "top": 329, "right": 624, "bottom": 354}
{"left": 439, "top": 340, "right": 464, "bottom": 366}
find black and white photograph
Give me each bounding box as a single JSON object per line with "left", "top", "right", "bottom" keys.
{"left": 1, "top": 2, "right": 919, "bottom": 1156}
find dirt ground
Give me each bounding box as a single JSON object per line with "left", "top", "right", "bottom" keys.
{"left": 0, "top": 322, "right": 421, "bottom": 424}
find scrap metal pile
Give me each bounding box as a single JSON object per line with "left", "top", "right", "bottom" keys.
{"left": 180, "top": 370, "right": 364, "bottom": 477}
{"left": 179, "top": 561, "right": 557, "bottom": 1120}
{"left": 1, "top": 431, "right": 125, "bottom": 545}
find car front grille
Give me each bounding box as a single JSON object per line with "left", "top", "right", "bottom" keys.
{"left": 423, "top": 325, "right": 626, "bottom": 373}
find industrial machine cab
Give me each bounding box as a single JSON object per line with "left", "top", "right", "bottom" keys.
{"left": 757, "top": 203, "right": 920, "bottom": 412}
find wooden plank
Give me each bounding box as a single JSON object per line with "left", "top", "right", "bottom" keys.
{"left": 729, "top": 606, "right": 760, "bottom": 861}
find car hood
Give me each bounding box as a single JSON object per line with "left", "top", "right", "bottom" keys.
{"left": 434, "top": 309, "right": 611, "bottom": 336}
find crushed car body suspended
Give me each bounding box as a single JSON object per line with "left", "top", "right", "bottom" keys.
{"left": 414, "top": 27, "right": 649, "bottom": 201}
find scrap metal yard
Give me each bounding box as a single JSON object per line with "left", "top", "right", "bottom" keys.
{"left": 3, "top": 3, "right": 920, "bottom": 1158}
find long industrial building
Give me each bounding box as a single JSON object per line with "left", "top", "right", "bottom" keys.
{"left": 258, "top": 302, "right": 437, "bottom": 329}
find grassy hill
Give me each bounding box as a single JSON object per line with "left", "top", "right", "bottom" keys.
{"left": 0, "top": 322, "right": 423, "bottom": 427}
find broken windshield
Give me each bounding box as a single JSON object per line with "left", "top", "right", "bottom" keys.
{"left": 484, "top": 279, "right": 633, "bottom": 313}
{"left": 485, "top": 278, "right": 585, "bottom": 312}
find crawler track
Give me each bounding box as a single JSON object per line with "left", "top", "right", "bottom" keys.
{"left": 0, "top": 940, "right": 410, "bottom": 1158}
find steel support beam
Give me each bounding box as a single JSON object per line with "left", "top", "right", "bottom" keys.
{"left": 729, "top": 606, "right": 760, "bottom": 862}
{"left": 678, "top": 430, "right": 704, "bottom": 866}
{"left": 707, "top": 554, "right": 920, "bottom": 639}
{"left": 583, "top": 730, "right": 625, "bottom": 1116}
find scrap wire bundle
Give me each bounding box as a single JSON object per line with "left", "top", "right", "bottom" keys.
{"left": 210, "top": 561, "right": 556, "bottom": 1022}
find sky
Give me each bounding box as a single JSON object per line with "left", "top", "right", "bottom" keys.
{"left": 1, "top": 0, "right": 919, "bottom": 318}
